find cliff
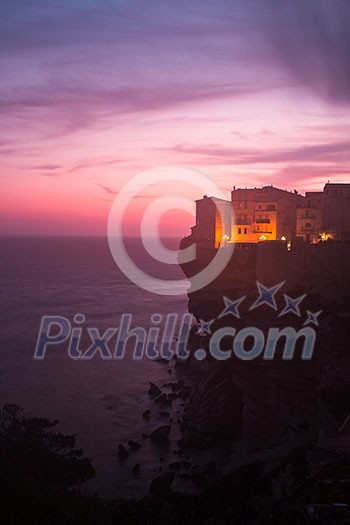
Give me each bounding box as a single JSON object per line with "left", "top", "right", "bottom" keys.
{"left": 178, "top": 239, "right": 350, "bottom": 457}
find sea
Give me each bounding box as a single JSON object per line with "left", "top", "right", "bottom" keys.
{"left": 0, "top": 235, "right": 199, "bottom": 498}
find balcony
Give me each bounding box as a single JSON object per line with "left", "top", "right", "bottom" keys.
{"left": 235, "top": 219, "right": 251, "bottom": 225}
{"left": 255, "top": 207, "right": 276, "bottom": 212}
{"left": 300, "top": 226, "right": 317, "bottom": 232}
{"left": 255, "top": 218, "right": 270, "bottom": 224}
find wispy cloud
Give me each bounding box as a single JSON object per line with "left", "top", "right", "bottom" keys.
{"left": 35, "top": 164, "right": 61, "bottom": 171}
{"left": 169, "top": 140, "right": 350, "bottom": 166}
{"left": 262, "top": 0, "right": 350, "bottom": 104}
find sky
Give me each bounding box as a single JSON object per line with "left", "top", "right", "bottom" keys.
{"left": 1, "top": 0, "right": 350, "bottom": 236}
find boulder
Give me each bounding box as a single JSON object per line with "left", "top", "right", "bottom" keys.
{"left": 169, "top": 461, "right": 181, "bottom": 470}
{"left": 154, "top": 393, "right": 170, "bottom": 404}
{"left": 149, "top": 471, "right": 175, "bottom": 497}
{"left": 128, "top": 439, "right": 141, "bottom": 450}
{"left": 150, "top": 425, "right": 171, "bottom": 442}
{"left": 118, "top": 444, "right": 129, "bottom": 458}
{"left": 148, "top": 382, "right": 162, "bottom": 397}
{"left": 142, "top": 409, "right": 150, "bottom": 420}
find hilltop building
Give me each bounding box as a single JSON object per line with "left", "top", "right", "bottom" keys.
{"left": 322, "top": 183, "right": 350, "bottom": 242}
{"left": 191, "top": 182, "right": 350, "bottom": 248}
{"left": 231, "top": 186, "right": 304, "bottom": 243}
{"left": 296, "top": 191, "right": 323, "bottom": 243}
{"left": 191, "top": 196, "right": 232, "bottom": 249}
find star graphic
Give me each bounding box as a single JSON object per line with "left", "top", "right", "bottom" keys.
{"left": 279, "top": 294, "right": 306, "bottom": 317}
{"left": 249, "top": 281, "right": 285, "bottom": 311}
{"left": 303, "top": 310, "right": 322, "bottom": 326}
{"left": 218, "top": 296, "right": 245, "bottom": 319}
{"left": 196, "top": 319, "right": 213, "bottom": 335}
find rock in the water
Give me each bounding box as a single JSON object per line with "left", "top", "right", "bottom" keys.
{"left": 178, "top": 387, "right": 191, "bottom": 400}
{"left": 142, "top": 409, "right": 150, "bottom": 420}
{"left": 128, "top": 439, "right": 142, "bottom": 450}
{"left": 150, "top": 425, "right": 171, "bottom": 442}
{"left": 132, "top": 463, "right": 140, "bottom": 475}
{"left": 118, "top": 444, "right": 129, "bottom": 458}
{"left": 191, "top": 462, "right": 216, "bottom": 485}
{"left": 148, "top": 382, "right": 162, "bottom": 397}
{"left": 192, "top": 462, "right": 216, "bottom": 477}
{"left": 172, "top": 379, "right": 185, "bottom": 391}
{"left": 168, "top": 393, "right": 177, "bottom": 401}
{"left": 149, "top": 471, "right": 175, "bottom": 497}
{"left": 154, "top": 393, "right": 168, "bottom": 404}
{"left": 169, "top": 461, "right": 181, "bottom": 470}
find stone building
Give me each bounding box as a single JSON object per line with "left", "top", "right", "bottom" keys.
{"left": 322, "top": 183, "right": 350, "bottom": 242}
{"left": 231, "top": 186, "right": 304, "bottom": 243}
{"left": 191, "top": 183, "right": 350, "bottom": 248}
{"left": 191, "top": 195, "right": 232, "bottom": 248}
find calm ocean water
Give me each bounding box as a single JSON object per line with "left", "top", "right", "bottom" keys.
{"left": 0, "top": 236, "right": 194, "bottom": 497}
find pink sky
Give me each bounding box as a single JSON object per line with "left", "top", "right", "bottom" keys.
{"left": 1, "top": 0, "right": 350, "bottom": 237}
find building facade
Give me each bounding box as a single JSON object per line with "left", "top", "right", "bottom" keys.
{"left": 231, "top": 186, "right": 304, "bottom": 243}
{"left": 322, "top": 183, "right": 350, "bottom": 242}
{"left": 191, "top": 195, "right": 232, "bottom": 248}
{"left": 191, "top": 182, "right": 350, "bottom": 248}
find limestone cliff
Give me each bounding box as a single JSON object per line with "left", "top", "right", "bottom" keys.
{"left": 178, "top": 239, "right": 350, "bottom": 457}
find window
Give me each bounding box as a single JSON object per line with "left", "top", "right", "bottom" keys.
{"left": 244, "top": 228, "right": 248, "bottom": 234}
{"left": 238, "top": 228, "right": 241, "bottom": 234}
{"left": 305, "top": 222, "right": 311, "bottom": 228}
{"left": 267, "top": 204, "right": 276, "bottom": 211}
{"left": 256, "top": 225, "right": 260, "bottom": 231}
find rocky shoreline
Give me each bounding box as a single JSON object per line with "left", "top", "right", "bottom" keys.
{"left": 161, "top": 238, "right": 350, "bottom": 521}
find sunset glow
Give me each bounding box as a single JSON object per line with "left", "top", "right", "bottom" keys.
{"left": 1, "top": 0, "right": 350, "bottom": 236}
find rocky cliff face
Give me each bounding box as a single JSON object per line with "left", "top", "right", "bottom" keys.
{"left": 178, "top": 239, "right": 350, "bottom": 459}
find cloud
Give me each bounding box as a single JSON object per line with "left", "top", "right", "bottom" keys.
{"left": 262, "top": 0, "right": 350, "bottom": 103}
{"left": 0, "top": 80, "right": 261, "bottom": 140}
{"left": 1, "top": 0, "right": 350, "bottom": 112}
{"left": 35, "top": 164, "right": 61, "bottom": 171}
{"left": 170, "top": 140, "right": 350, "bottom": 166}
{"left": 95, "top": 183, "right": 117, "bottom": 195}
{"left": 69, "top": 158, "right": 125, "bottom": 173}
